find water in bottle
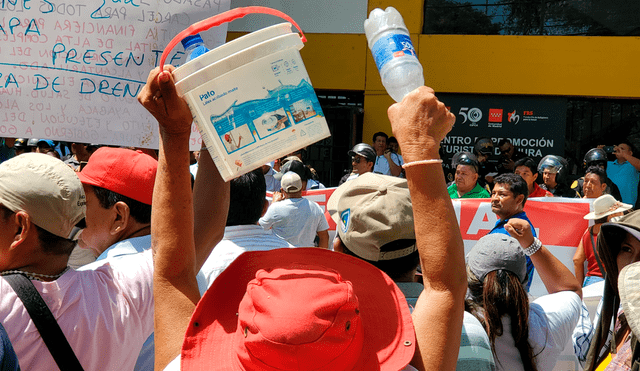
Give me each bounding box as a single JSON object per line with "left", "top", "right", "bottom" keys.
{"left": 181, "top": 34, "right": 210, "bottom": 63}
{"left": 364, "top": 7, "right": 424, "bottom": 102}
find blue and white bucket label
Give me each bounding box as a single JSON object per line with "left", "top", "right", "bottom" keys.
{"left": 371, "top": 33, "right": 417, "bottom": 71}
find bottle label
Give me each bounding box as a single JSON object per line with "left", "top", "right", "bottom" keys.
{"left": 371, "top": 33, "right": 417, "bottom": 71}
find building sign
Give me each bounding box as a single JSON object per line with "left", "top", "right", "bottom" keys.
{"left": 437, "top": 94, "right": 567, "bottom": 161}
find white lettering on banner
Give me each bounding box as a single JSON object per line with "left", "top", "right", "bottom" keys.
{"left": 0, "top": 0, "right": 232, "bottom": 149}
{"left": 467, "top": 202, "right": 498, "bottom": 235}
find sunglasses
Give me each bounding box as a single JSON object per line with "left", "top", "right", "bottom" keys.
{"left": 351, "top": 156, "right": 363, "bottom": 164}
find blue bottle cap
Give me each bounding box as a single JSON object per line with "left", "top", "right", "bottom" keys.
{"left": 181, "top": 34, "right": 205, "bottom": 49}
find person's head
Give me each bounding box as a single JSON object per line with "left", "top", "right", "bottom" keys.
{"left": 498, "top": 139, "right": 515, "bottom": 159}
{"left": 474, "top": 137, "right": 494, "bottom": 163}
{"left": 465, "top": 234, "right": 534, "bottom": 367}
{"left": 452, "top": 152, "right": 480, "bottom": 195}
{"left": 491, "top": 173, "right": 528, "bottom": 220}
{"left": 13, "top": 138, "right": 28, "bottom": 156}
{"left": 583, "top": 166, "right": 607, "bottom": 199}
{"left": 280, "top": 171, "right": 303, "bottom": 197}
{"left": 177, "top": 248, "right": 415, "bottom": 370}
{"left": 70, "top": 142, "right": 91, "bottom": 162}
{"left": 36, "top": 139, "right": 55, "bottom": 154}
{"left": 0, "top": 153, "right": 86, "bottom": 270}
{"left": 76, "top": 147, "right": 157, "bottom": 257}
{"left": 583, "top": 148, "right": 608, "bottom": 170}
{"left": 372, "top": 132, "right": 388, "bottom": 155}
{"left": 224, "top": 133, "right": 232, "bottom": 144}
{"left": 275, "top": 159, "right": 310, "bottom": 191}
{"left": 583, "top": 194, "right": 631, "bottom": 226}
{"left": 514, "top": 157, "right": 538, "bottom": 191}
{"left": 387, "top": 136, "right": 399, "bottom": 153}
{"left": 26, "top": 138, "right": 39, "bottom": 153}
{"left": 328, "top": 173, "right": 418, "bottom": 282}
{"left": 347, "top": 143, "right": 376, "bottom": 175}
{"left": 537, "top": 155, "right": 567, "bottom": 189}
{"left": 615, "top": 141, "right": 636, "bottom": 163}
{"left": 226, "top": 169, "right": 267, "bottom": 227}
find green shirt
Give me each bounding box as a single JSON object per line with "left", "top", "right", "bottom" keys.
{"left": 448, "top": 182, "right": 490, "bottom": 199}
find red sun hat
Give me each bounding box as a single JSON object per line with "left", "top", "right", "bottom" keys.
{"left": 180, "top": 248, "right": 415, "bottom": 370}
{"left": 77, "top": 147, "right": 158, "bottom": 205}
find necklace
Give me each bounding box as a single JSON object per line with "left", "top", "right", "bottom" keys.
{"left": 0, "top": 267, "right": 70, "bottom": 282}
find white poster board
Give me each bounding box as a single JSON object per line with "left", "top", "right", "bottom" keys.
{"left": 0, "top": 0, "right": 231, "bottom": 149}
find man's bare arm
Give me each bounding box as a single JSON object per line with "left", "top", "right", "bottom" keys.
{"left": 388, "top": 87, "right": 466, "bottom": 371}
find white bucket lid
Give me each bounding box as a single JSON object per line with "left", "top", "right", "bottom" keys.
{"left": 175, "top": 32, "right": 303, "bottom": 96}
{"left": 173, "top": 22, "right": 295, "bottom": 82}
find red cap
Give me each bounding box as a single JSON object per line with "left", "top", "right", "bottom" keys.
{"left": 77, "top": 147, "right": 157, "bottom": 205}
{"left": 180, "top": 248, "right": 415, "bottom": 370}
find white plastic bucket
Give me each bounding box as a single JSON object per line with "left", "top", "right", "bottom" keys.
{"left": 173, "top": 22, "right": 330, "bottom": 182}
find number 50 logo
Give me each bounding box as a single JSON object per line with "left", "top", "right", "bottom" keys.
{"left": 458, "top": 107, "right": 483, "bottom": 125}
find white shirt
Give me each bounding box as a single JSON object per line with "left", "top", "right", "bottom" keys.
{"left": 199, "top": 225, "right": 294, "bottom": 291}
{"left": 0, "top": 249, "right": 154, "bottom": 371}
{"left": 259, "top": 198, "right": 330, "bottom": 247}
{"left": 494, "top": 291, "right": 581, "bottom": 371}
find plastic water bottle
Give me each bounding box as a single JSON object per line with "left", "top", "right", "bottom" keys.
{"left": 364, "top": 7, "right": 424, "bottom": 102}
{"left": 181, "top": 34, "right": 209, "bottom": 62}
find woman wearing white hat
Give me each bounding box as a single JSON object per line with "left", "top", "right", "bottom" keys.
{"left": 573, "top": 194, "right": 632, "bottom": 287}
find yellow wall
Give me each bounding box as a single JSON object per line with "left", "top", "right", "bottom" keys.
{"left": 229, "top": 3, "right": 640, "bottom": 147}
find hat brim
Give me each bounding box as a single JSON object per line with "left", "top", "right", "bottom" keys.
{"left": 583, "top": 202, "right": 633, "bottom": 220}
{"left": 619, "top": 261, "right": 640, "bottom": 339}
{"left": 180, "top": 248, "right": 415, "bottom": 371}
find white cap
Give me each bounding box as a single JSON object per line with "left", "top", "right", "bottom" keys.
{"left": 281, "top": 171, "right": 302, "bottom": 193}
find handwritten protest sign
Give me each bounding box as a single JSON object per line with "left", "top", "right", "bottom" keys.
{"left": 0, "top": 0, "right": 231, "bottom": 148}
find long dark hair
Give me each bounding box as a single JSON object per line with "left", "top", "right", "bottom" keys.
{"left": 466, "top": 267, "right": 538, "bottom": 371}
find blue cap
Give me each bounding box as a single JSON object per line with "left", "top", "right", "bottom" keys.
{"left": 38, "top": 139, "right": 55, "bottom": 148}
{"left": 181, "top": 34, "right": 204, "bottom": 49}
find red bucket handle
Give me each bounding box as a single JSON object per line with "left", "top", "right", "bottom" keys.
{"left": 159, "top": 6, "right": 306, "bottom": 68}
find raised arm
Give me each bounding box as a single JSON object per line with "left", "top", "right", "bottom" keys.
{"left": 388, "top": 87, "right": 466, "bottom": 371}
{"left": 139, "top": 66, "right": 200, "bottom": 369}
{"left": 506, "top": 218, "right": 582, "bottom": 298}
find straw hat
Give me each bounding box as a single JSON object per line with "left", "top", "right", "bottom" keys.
{"left": 583, "top": 194, "right": 632, "bottom": 220}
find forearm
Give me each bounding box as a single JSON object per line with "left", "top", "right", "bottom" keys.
{"left": 388, "top": 155, "right": 402, "bottom": 176}
{"left": 626, "top": 154, "right": 640, "bottom": 172}
{"left": 317, "top": 230, "right": 329, "bottom": 249}
{"left": 530, "top": 245, "right": 582, "bottom": 297}
{"left": 193, "top": 148, "right": 229, "bottom": 270}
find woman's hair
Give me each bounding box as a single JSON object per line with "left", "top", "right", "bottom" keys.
{"left": 466, "top": 267, "right": 538, "bottom": 371}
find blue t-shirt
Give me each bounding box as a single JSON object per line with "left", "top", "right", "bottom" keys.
{"left": 0, "top": 322, "right": 19, "bottom": 371}
{"left": 489, "top": 211, "right": 536, "bottom": 291}
{"left": 607, "top": 160, "right": 639, "bottom": 205}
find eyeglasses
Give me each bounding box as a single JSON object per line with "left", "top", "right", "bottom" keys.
{"left": 351, "top": 156, "right": 362, "bottom": 164}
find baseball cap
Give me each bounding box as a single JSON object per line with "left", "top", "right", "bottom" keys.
{"left": 37, "top": 139, "right": 55, "bottom": 148}
{"left": 77, "top": 147, "right": 157, "bottom": 205}
{"left": 467, "top": 233, "right": 527, "bottom": 285}
{"left": 280, "top": 171, "right": 302, "bottom": 193}
{"left": 274, "top": 159, "right": 307, "bottom": 181}
{"left": 348, "top": 143, "right": 376, "bottom": 163}
{"left": 180, "top": 248, "right": 415, "bottom": 371}
{"left": 0, "top": 153, "right": 86, "bottom": 239}
{"left": 327, "top": 173, "right": 416, "bottom": 262}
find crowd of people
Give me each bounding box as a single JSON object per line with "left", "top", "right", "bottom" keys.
{"left": 0, "top": 65, "right": 640, "bottom": 371}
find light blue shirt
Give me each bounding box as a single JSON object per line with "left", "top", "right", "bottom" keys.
{"left": 607, "top": 160, "right": 639, "bottom": 205}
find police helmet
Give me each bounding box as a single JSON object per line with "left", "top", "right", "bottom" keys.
{"left": 452, "top": 152, "right": 479, "bottom": 172}
{"left": 538, "top": 155, "right": 568, "bottom": 183}
{"left": 474, "top": 137, "right": 494, "bottom": 156}
{"left": 583, "top": 148, "right": 607, "bottom": 169}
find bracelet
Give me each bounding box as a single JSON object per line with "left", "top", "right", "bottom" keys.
{"left": 402, "top": 159, "right": 443, "bottom": 169}
{"left": 522, "top": 237, "right": 542, "bottom": 256}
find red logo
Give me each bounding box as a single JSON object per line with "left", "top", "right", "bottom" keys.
{"left": 488, "top": 109, "right": 503, "bottom": 123}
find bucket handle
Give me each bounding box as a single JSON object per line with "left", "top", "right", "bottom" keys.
{"left": 159, "top": 6, "right": 306, "bottom": 68}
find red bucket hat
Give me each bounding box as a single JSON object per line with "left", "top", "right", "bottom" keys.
{"left": 77, "top": 147, "right": 157, "bottom": 205}
{"left": 180, "top": 248, "right": 415, "bottom": 370}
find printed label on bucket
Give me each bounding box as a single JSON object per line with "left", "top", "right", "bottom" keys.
{"left": 186, "top": 48, "right": 330, "bottom": 181}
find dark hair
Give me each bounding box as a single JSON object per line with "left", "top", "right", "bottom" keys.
{"left": 226, "top": 169, "right": 266, "bottom": 226}
{"left": 493, "top": 173, "right": 529, "bottom": 206}
{"left": 91, "top": 186, "right": 152, "bottom": 224}
{"left": 585, "top": 166, "right": 607, "bottom": 185}
{"left": 388, "top": 136, "right": 398, "bottom": 145}
{"left": 497, "top": 139, "right": 511, "bottom": 147}
{"left": 514, "top": 157, "right": 537, "bottom": 175}
{"left": 372, "top": 132, "right": 388, "bottom": 143}
{"left": 466, "top": 268, "right": 538, "bottom": 371}
{"left": 342, "top": 238, "right": 419, "bottom": 281}
{"left": 0, "top": 205, "right": 75, "bottom": 255}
